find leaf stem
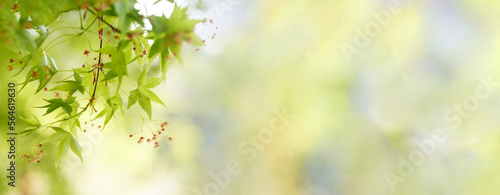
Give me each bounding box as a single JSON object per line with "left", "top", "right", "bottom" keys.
{"left": 86, "top": 8, "right": 121, "bottom": 33}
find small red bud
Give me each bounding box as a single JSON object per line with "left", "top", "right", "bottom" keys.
{"left": 39, "top": 144, "right": 42, "bottom": 147}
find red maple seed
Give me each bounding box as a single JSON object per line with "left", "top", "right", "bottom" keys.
{"left": 37, "top": 160, "right": 40, "bottom": 163}
{"left": 44, "top": 87, "right": 48, "bottom": 91}
{"left": 130, "top": 134, "right": 133, "bottom": 137}
{"left": 39, "top": 144, "right": 42, "bottom": 147}
{"left": 83, "top": 49, "right": 90, "bottom": 56}
{"left": 25, "top": 24, "right": 33, "bottom": 31}
{"left": 9, "top": 59, "right": 14, "bottom": 63}
{"left": 169, "top": 137, "right": 173, "bottom": 142}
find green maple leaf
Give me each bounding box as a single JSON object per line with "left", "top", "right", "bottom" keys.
{"left": 39, "top": 96, "right": 76, "bottom": 116}
{"left": 50, "top": 71, "right": 84, "bottom": 97}
{"left": 147, "top": 4, "right": 205, "bottom": 79}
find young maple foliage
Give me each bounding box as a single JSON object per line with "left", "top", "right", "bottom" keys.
{"left": 2, "top": 0, "right": 206, "bottom": 165}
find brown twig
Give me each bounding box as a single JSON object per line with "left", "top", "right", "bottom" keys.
{"left": 86, "top": 8, "right": 121, "bottom": 33}
{"left": 90, "top": 15, "right": 104, "bottom": 112}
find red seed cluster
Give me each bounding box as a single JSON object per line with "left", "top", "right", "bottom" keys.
{"left": 130, "top": 121, "right": 171, "bottom": 148}
{"left": 31, "top": 71, "right": 38, "bottom": 78}
{"left": 21, "top": 144, "right": 43, "bottom": 164}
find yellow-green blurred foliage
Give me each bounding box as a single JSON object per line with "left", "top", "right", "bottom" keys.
{"left": 3, "top": 0, "right": 500, "bottom": 194}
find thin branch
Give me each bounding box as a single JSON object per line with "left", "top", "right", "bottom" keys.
{"left": 86, "top": 8, "right": 121, "bottom": 33}
{"left": 90, "top": 14, "right": 104, "bottom": 110}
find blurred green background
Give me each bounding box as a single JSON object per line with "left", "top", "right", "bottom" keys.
{"left": 3, "top": 0, "right": 500, "bottom": 194}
